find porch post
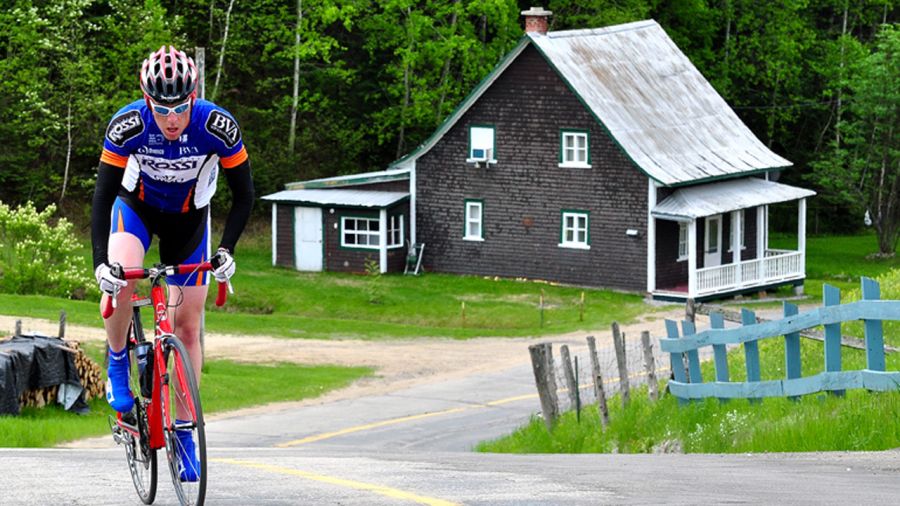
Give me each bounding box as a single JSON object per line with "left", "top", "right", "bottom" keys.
{"left": 647, "top": 179, "right": 657, "bottom": 294}
{"left": 732, "top": 210, "right": 742, "bottom": 287}
{"left": 271, "top": 203, "right": 277, "bottom": 266}
{"left": 688, "top": 220, "right": 697, "bottom": 297}
{"left": 410, "top": 161, "right": 417, "bottom": 245}
{"left": 798, "top": 198, "right": 807, "bottom": 275}
{"left": 757, "top": 205, "right": 765, "bottom": 259}
{"left": 379, "top": 208, "right": 388, "bottom": 273}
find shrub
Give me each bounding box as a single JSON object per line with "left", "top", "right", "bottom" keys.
{"left": 0, "top": 201, "right": 93, "bottom": 298}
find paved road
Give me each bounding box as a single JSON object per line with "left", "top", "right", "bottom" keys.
{"left": 4, "top": 337, "right": 900, "bottom": 504}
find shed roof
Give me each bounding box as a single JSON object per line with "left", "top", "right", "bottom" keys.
{"left": 285, "top": 168, "right": 409, "bottom": 190}
{"left": 391, "top": 20, "right": 791, "bottom": 186}
{"left": 651, "top": 178, "right": 816, "bottom": 221}
{"left": 262, "top": 189, "right": 409, "bottom": 208}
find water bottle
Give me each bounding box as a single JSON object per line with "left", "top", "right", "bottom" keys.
{"left": 135, "top": 342, "right": 153, "bottom": 397}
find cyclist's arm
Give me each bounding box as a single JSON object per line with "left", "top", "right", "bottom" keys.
{"left": 218, "top": 158, "right": 255, "bottom": 253}
{"left": 91, "top": 160, "right": 125, "bottom": 269}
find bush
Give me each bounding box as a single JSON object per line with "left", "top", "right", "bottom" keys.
{"left": 0, "top": 201, "right": 93, "bottom": 298}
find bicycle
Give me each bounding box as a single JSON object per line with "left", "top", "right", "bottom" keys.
{"left": 104, "top": 258, "right": 229, "bottom": 506}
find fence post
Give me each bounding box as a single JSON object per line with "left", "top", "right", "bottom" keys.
{"left": 640, "top": 330, "right": 659, "bottom": 401}
{"left": 741, "top": 309, "right": 762, "bottom": 403}
{"left": 528, "top": 343, "right": 559, "bottom": 431}
{"left": 823, "top": 284, "right": 845, "bottom": 396}
{"left": 709, "top": 312, "right": 730, "bottom": 382}
{"left": 586, "top": 336, "right": 609, "bottom": 428}
{"left": 611, "top": 322, "right": 630, "bottom": 407}
{"left": 58, "top": 311, "right": 67, "bottom": 340}
{"left": 15, "top": 320, "right": 22, "bottom": 337}
{"left": 665, "top": 320, "right": 689, "bottom": 405}
{"left": 861, "top": 277, "right": 886, "bottom": 372}
{"left": 560, "top": 345, "right": 579, "bottom": 410}
{"left": 782, "top": 302, "right": 802, "bottom": 401}
{"left": 681, "top": 320, "right": 703, "bottom": 385}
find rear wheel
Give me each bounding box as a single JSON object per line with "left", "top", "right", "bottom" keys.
{"left": 160, "top": 334, "right": 206, "bottom": 506}
{"left": 125, "top": 341, "right": 157, "bottom": 504}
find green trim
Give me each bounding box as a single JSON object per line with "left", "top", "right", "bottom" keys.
{"left": 388, "top": 36, "right": 531, "bottom": 169}
{"left": 468, "top": 124, "right": 496, "bottom": 160}
{"left": 286, "top": 171, "right": 409, "bottom": 190}
{"left": 559, "top": 209, "right": 591, "bottom": 246}
{"left": 559, "top": 128, "right": 591, "bottom": 165}
{"left": 463, "top": 199, "right": 485, "bottom": 240}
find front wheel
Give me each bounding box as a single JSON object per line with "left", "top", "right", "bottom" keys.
{"left": 160, "top": 335, "right": 207, "bottom": 506}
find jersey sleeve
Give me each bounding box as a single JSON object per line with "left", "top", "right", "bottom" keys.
{"left": 101, "top": 104, "right": 145, "bottom": 168}
{"left": 203, "top": 105, "right": 248, "bottom": 169}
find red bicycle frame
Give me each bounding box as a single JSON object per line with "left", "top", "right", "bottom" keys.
{"left": 103, "top": 261, "right": 227, "bottom": 449}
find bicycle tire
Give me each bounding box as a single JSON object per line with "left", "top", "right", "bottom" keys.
{"left": 125, "top": 331, "right": 158, "bottom": 504}
{"left": 160, "top": 334, "right": 207, "bottom": 506}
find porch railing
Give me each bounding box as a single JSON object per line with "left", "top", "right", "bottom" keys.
{"left": 696, "top": 249, "right": 803, "bottom": 296}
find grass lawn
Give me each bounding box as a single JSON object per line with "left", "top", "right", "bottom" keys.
{"left": 0, "top": 229, "right": 658, "bottom": 340}
{"left": 0, "top": 341, "right": 372, "bottom": 447}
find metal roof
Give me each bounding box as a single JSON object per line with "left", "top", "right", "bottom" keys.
{"left": 652, "top": 178, "right": 816, "bottom": 220}
{"left": 285, "top": 168, "right": 409, "bottom": 190}
{"left": 391, "top": 20, "right": 792, "bottom": 186}
{"left": 261, "top": 189, "right": 409, "bottom": 208}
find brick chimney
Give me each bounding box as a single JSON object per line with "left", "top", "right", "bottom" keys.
{"left": 521, "top": 6, "right": 552, "bottom": 35}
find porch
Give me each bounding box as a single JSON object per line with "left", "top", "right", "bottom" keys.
{"left": 649, "top": 177, "right": 816, "bottom": 301}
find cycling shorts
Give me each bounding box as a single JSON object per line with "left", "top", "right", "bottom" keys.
{"left": 109, "top": 194, "right": 210, "bottom": 286}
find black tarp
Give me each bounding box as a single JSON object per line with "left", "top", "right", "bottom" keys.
{"left": 0, "top": 333, "right": 89, "bottom": 415}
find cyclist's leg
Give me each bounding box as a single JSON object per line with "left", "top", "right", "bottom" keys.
{"left": 104, "top": 197, "right": 151, "bottom": 412}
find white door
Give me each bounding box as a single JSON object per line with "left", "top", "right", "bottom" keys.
{"left": 704, "top": 214, "right": 722, "bottom": 267}
{"left": 294, "top": 207, "right": 323, "bottom": 271}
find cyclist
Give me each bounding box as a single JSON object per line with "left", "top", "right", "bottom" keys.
{"left": 91, "top": 45, "right": 254, "bottom": 481}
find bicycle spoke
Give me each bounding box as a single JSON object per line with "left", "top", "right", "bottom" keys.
{"left": 161, "top": 335, "right": 207, "bottom": 506}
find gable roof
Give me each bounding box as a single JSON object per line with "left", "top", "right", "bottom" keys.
{"left": 390, "top": 20, "right": 791, "bottom": 187}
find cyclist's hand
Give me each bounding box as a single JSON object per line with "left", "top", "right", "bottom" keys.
{"left": 212, "top": 248, "right": 236, "bottom": 284}
{"left": 95, "top": 262, "right": 126, "bottom": 296}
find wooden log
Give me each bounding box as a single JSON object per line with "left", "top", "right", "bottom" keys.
{"left": 611, "top": 322, "right": 630, "bottom": 407}
{"left": 586, "top": 336, "right": 609, "bottom": 428}
{"left": 559, "top": 345, "right": 579, "bottom": 410}
{"left": 640, "top": 330, "right": 659, "bottom": 401}
{"left": 528, "top": 343, "right": 559, "bottom": 431}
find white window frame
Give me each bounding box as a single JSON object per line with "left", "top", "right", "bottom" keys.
{"left": 341, "top": 217, "right": 380, "bottom": 249}
{"left": 728, "top": 209, "right": 746, "bottom": 251}
{"left": 388, "top": 214, "right": 404, "bottom": 249}
{"left": 559, "top": 211, "right": 590, "bottom": 249}
{"left": 559, "top": 130, "right": 591, "bottom": 168}
{"left": 464, "top": 200, "right": 484, "bottom": 241}
{"left": 677, "top": 222, "right": 688, "bottom": 261}
{"left": 467, "top": 126, "right": 497, "bottom": 164}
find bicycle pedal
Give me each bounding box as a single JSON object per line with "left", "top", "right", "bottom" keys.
{"left": 119, "top": 410, "right": 138, "bottom": 430}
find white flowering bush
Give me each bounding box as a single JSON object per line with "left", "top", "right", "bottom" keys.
{"left": 0, "top": 201, "right": 92, "bottom": 298}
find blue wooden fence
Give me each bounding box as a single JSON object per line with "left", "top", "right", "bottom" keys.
{"left": 659, "top": 277, "right": 900, "bottom": 400}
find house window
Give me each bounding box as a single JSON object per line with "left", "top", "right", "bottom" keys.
{"left": 464, "top": 200, "right": 484, "bottom": 241}
{"left": 468, "top": 126, "right": 495, "bottom": 163}
{"left": 728, "top": 210, "right": 746, "bottom": 251}
{"left": 341, "top": 217, "right": 380, "bottom": 248}
{"left": 388, "top": 215, "right": 404, "bottom": 248}
{"left": 560, "top": 210, "right": 590, "bottom": 249}
{"left": 677, "top": 222, "right": 688, "bottom": 261}
{"left": 559, "top": 130, "right": 590, "bottom": 168}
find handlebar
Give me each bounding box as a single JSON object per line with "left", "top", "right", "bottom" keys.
{"left": 101, "top": 261, "right": 229, "bottom": 319}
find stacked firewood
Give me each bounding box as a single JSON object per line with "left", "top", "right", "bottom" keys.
{"left": 18, "top": 340, "right": 105, "bottom": 409}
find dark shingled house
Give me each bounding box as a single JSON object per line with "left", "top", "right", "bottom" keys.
{"left": 266, "top": 8, "right": 815, "bottom": 301}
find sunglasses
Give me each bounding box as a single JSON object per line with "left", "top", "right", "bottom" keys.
{"left": 150, "top": 100, "right": 191, "bottom": 116}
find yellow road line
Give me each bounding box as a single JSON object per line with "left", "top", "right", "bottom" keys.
{"left": 212, "top": 458, "right": 460, "bottom": 506}
{"left": 278, "top": 364, "right": 673, "bottom": 447}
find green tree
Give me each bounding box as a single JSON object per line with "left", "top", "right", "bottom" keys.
{"left": 811, "top": 24, "right": 899, "bottom": 255}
